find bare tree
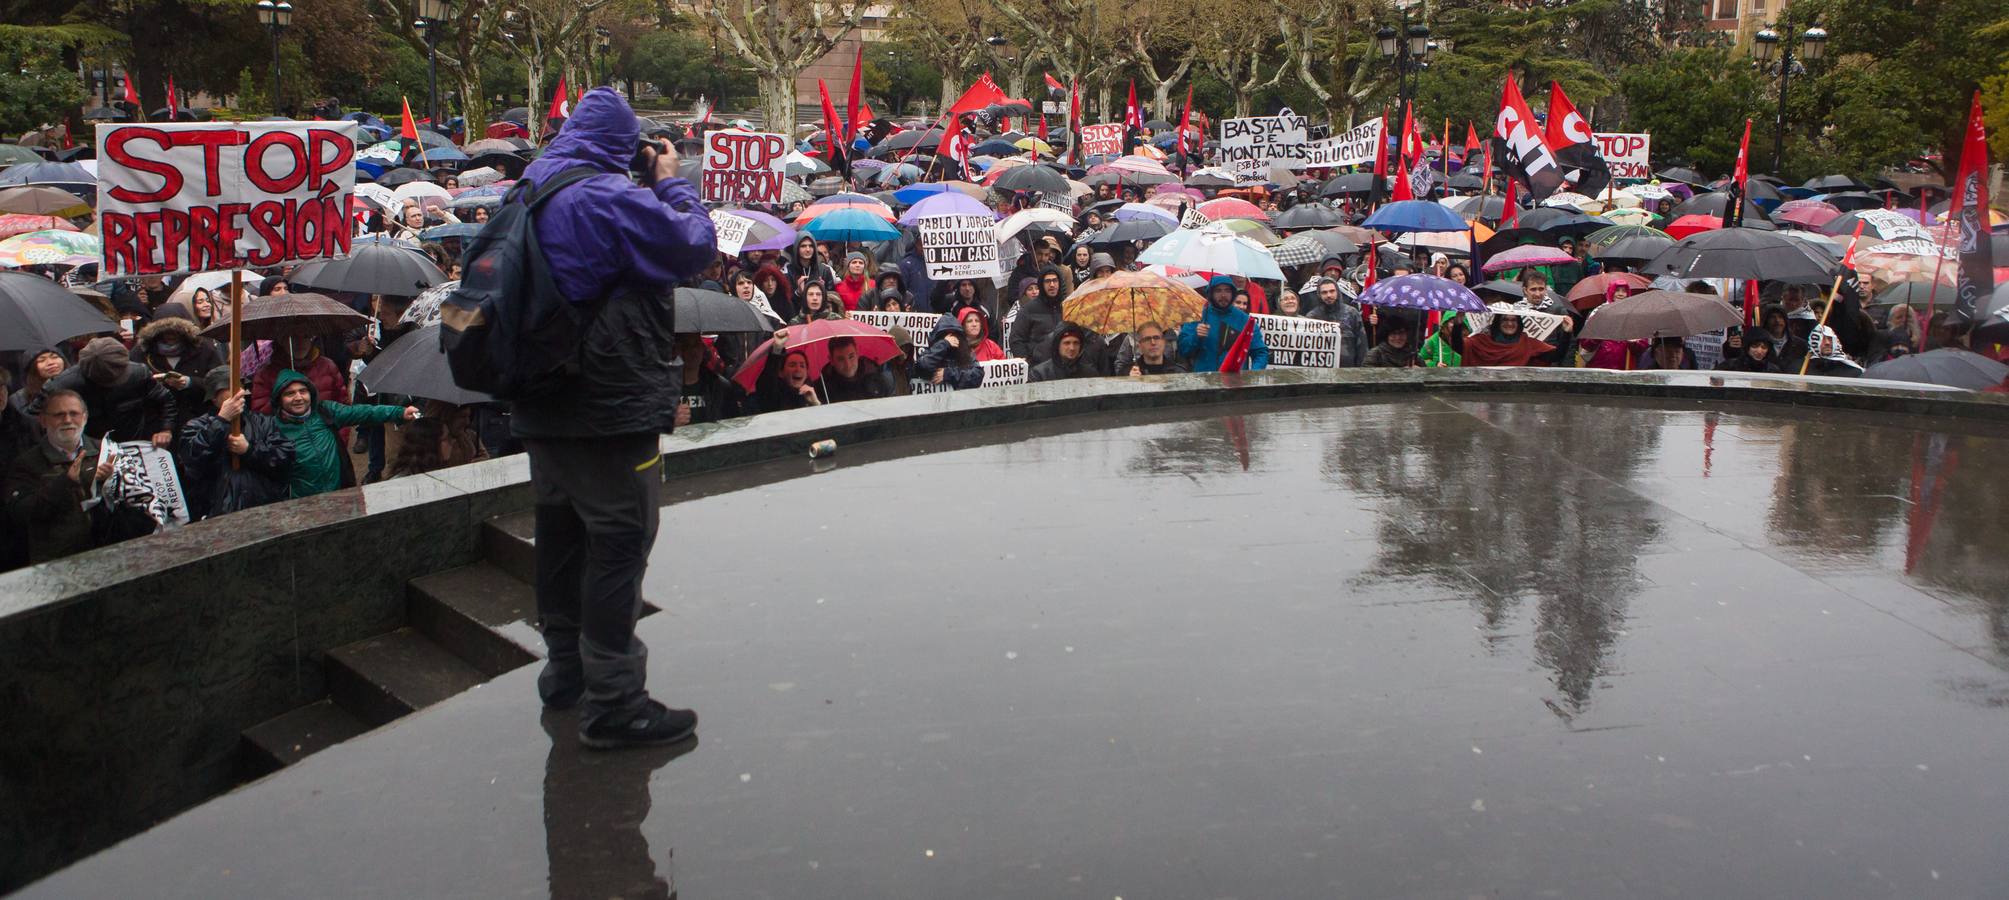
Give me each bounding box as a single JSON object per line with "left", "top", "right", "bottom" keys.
{"left": 379, "top": 0, "right": 506, "bottom": 144}
{"left": 1272, "top": 0, "right": 1375, "bottom": 124}
{"left": 495, "top": 0, "right": 617, "bottom": 142}
{"left": 702, "top": 0, "right": 871, "bottom": 134}
{"left": 1182, "top": 0, "right": 1283, "bottom": 117}
{"left": 884, "top": 0, "right": 999, "bottom": 110}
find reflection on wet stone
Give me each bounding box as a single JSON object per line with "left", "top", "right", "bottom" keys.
{"left": 21, "top": 395, "right": 2009, "bottom": 900}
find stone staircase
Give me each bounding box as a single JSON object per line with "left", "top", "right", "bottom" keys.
{"left": 237, "top": 512, "right": 656, "bottom": 775}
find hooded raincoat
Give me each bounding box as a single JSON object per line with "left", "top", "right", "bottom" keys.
{"left": 270, "top": 368, "right": 407, "bottom": 498}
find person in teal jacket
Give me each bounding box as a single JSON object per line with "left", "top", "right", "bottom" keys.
{"left": 1178, "top": 275, "right": 1270, "bottom": 372}
{"left": 270, "top": 368, "right": 416, "bottom": 498}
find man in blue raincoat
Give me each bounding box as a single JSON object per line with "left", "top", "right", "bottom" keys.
{"left": 515, "top": 87, "right": 714, "bottom": 749}
{"left": 1178, "top": 275, "right": 1270, "bottom": 372}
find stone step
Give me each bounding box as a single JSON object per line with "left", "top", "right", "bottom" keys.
{"left": 238, "top": 700, "right": 371, "bottom": 776}
{"left": 407, "top": 563, "right": 543, "bottom": 678}
{"left": 482, "top": 512, "right": 535, "bottom": 583}
{"left": 325, "top": 627, "right": 488, "bottom": 728}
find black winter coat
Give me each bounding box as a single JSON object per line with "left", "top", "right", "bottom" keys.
{"left": 510, "top": 288, "right": 682, "bottom": 439}
{"left": 45, "top": 363, "right": 175, "bottom": 442}
{"left": 1007, "top": 292, "right": 1066, "bottom": 364}
{"left": 179, "top": 411, "right": 294, "bottom": 520}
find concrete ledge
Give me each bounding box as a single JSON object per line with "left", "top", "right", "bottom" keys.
{"left": 1, "top": 367, "right": 2004, "bottom": 890}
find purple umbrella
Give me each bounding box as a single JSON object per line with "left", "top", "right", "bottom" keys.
{"left": 1480, "top": 244, "right": 1577, "bottom": 274}
{"left": 851, "top": 159, "right": 890, "bottom": 173}
{"left": 896, "top": 191, "right": 999, "bottom": 225}
{"left": 1360, "top": 273, "right": 1487, "bottom": 313}
{"left": 726, "top": 209, "right": 798, "bottom": 253}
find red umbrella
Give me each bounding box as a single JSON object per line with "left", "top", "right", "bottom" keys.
{"left": 1197, "top": 197, "right": 1269, "bottom": 222}
{"left": 0, "top": 214, "right": 77, "bottom": 241}
{"left": 732, "top": 318, "right": 903, "bottom": 391}
{"left": 1663, "top": 214, "right": 1724, "bottom": 239}
{"left": 1566, "top": 272, "right": 1654, "bottom": 311}
{"left": 1774, "top": 200, "right": 1841, "bottom": 229}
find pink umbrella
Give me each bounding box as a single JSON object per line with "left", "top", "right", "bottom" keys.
{"left": 0, "top": 214, "right": 76, "bottom": 241}
{"left": 1775, "top": 200, "right": 1841, "bottom": 229}
{"left": 1197, "top": 198, "right": 1269, "bottom": 222}
{"left": 731, "top": 318, "right": 904, "bottom": 392}
{"left": 1480, "top": 244, "right": 1577, "bottom": 274}
{"left": 1153, "top": 184, "right": 1204, "bottom": 200}
{"left": 1107, "top": 155, "right": 1172, "bottom": 176}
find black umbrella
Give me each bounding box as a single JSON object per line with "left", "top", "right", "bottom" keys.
{"left": 1640, "top": 227, "right": 1839, "bottom": 283}
{"left": 992, "top": 163, "right": 1069, "bottom": 195}
{"left": 358, "top": 323, "right": 494, "bottom": 405}
{"left": 1272, "top": 204, "right": 1345, "bottom": 228}
{"left": 675, "top": 287, "right": 776, "bottom": 335}
{"left": 1592, "top": 234, "right": 1677, "bottom": 265}
{"left": 148, "top": 108, "right": 200, "bottom": 122}
{"left": 198, "top": 292, "right": 372, "bottom": 342}
{"left": 1819, "top": 191, "right": 1884, "bottom": 212}
{"left": 870, "top": 128, "right": 945, "bottom": 157}
{"left": 1451, "top": 194, "right": 1509, "bottom": 222}
{"left": 1864, "top": 349, "right": 2009, "bottom": 391}
{"left": 374, "top": 167, "right": 436, "bottom": 188}
{"left": 1803, "top": 174, "right": 1868, "bottom": 192}
{"left": 499, "top": 107, "right": 530, "bottom": 123}
{"left": 1447, "top": 170, "right": 1485, "bottom": 191}
{"left": 464, "top": 151, "right": 526, "bottom": 179}
{"left": 0, "top": 272, "right": 118, "bottom": 352}
{"left": 82, "top": 106, "right": 129, "bottom": 121}
{"left": 1473, "top": 279, "right": 1525, "bottom": 300}
{"left": 1669, "top": 192, "right": 1768, "bottom": 222}
{"left": 289, "top": 243, "right": 448, "bottom": 297}
{"left": 1084, "top": 217, "right": 1176, "bottom": 245}
{"left": 1656, "top": 167, "right": 1708, "bottom": 186}
{"left": 1481, "top": 208, "right": 1612, "bottom": 255}
{"left": 1319, "top": 172, "right": 1387, "bottom": 197}
{"left": 1143, "top": 119, "right": 1174, "bottom": 131}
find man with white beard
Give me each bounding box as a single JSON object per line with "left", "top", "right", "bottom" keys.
{"left": 5, "top": 390, "right": 115, "bottom": 564}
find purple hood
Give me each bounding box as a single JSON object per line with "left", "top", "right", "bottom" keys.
{"left": 521, "top": 87, "right": 714, "bottom": 303}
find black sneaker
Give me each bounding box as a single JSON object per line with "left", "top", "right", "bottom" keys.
{"left": 580, "top": 701, "right": 698, "bottom": 750}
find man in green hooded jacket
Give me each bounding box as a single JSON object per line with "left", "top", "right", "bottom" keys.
{"left": 269, "top": 369, "right": 415, "bottom": 498}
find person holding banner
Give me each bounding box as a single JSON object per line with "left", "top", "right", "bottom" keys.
{"left": 178, "top": 370, "right": 294, "bottom": 520}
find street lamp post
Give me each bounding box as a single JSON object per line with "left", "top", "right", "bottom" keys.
{"left": 416, "top": 0, "right": 450, "bottom": 129}
{"left": 256, "top": 0, "right": 293, "bottom": 114}
{"left": 1752, "top": 23, "right": 1827, "bottom": 175}
{"left": 1376, "top": 15, "right": 1432, "bottom": 104}
{"left": 594, "top": 27, "right": 611, "bottom": 87}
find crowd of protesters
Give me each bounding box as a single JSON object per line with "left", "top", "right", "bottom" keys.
{"left": 1, "top": 95, "right": 1994, "bottom": 573}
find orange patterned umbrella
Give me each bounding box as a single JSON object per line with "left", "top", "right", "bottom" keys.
{"left": 1060, "top": 270, "right": 1206, "bottom": 335}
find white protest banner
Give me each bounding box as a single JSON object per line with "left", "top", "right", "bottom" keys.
{"left": 1464, "top": 303, "right": 1568, "bottom": 343}
{"left": 1041, "top": 101, "right": 1067, "bottom": 115}
{"left": 1593, "top": 133, "right": 1651, "bottom": 181}
{"left": 849, "top": 310, "right": 942, "bottom": 337}
{"left": 1219, "top": 109, "right": 1309, "bottom": 184}
{"left": 1299, "top": 118, "right": 1384, "bottom": 170}
{"left": 700, "top": 130, "right": 790, "bottom": 204}
{"left": 1080, "top": 123, "right": 1126, "bottom": 157}
{"left": 710, "top": 210, "right": 753, "bottom": 256}
{"left": 1250, "top": 314, "right": 1341, "bottom": 368}
{"left": 98, "top": 440, "right": 190, "bottom": 528}
{"left": 917, "top": 213, "right": 1000, "bottom": 280}
{"left": 96, "top": 121, "right": 359, "bottom": 278}
{"left": 910, "top": 357, "right": 1029, "bottom": 393}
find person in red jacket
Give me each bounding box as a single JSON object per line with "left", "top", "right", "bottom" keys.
{"left": 833, "top": 251, "right": 874, "bottom": 311}
{"left": 249, "top": 336, "right": 346, "bottom": 414}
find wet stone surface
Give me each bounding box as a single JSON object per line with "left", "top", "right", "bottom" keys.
{"left": 25, "top": 396, "right": 2009, "bottom": 899}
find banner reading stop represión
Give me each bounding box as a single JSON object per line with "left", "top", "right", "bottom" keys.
{"left": 96, "top": 121, "right": 359, "bottom": 278}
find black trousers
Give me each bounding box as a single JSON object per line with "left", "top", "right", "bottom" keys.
{"left": 526, "top": 434, "right": 662, "bottom": 728}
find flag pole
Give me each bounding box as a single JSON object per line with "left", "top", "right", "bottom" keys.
{"left": 227, "top": 269, "right": 244, "bottom": 471}
{"left": 1919, "top": 215, "right": 1958, "bottom": 350}
{"left": 1799, "top": 222, "right": 1865, "bottom": 376}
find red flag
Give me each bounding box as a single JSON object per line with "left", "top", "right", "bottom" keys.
{"left": 575, "top": 85, "right": 584, "bottom": 105}
{"left": 547, "top": 75, "right": 570, "bottom": 121}
{"left": 1068, "top": 79, "right": 1081, "bottom": 162}
{"left": 122, "top": 71, "right": 139, "bottom": 108}
{"left": 1043, "top": 72, "right": 1065, "bottom": 93}
{"left": 1371, "top": 107, "right": 1388, "bottom": 178}
{"left": 857, "top": 101, "right": 875, "bottom": 128}
{"left": 400, "top": 97, "right": 419, "bottom": 140}
{"left": 1543, "top": 80, "right": 1611, "bottom": 196}
{"left": 1500, "top": 175, "right": 1519, "bottom": 229}
{"left": 1493, "top": 75, "right": 1564, "bottom": 199}
{"left": 1722, "top": 118, "right": 1751, "bottom": 228}
{"left": 1177, "top": 84, "right": 1193, "bottom": 159}
{"left": 1124, "top": 81, "right": 1142, "bottom": 130}
{"left": 844, "top": 44, "right": 864, "bottom": 142}
{"left": 167, "top": 75, "right": 178, "bottom": 116}
{"left": 1950, "top": 91, "right": 1994, "bottom": 320}
{"left": 1361, "top": 240, "right": 1379, "bottom": 291}
{"left": 817, "top": 79, "right": 845, "bottom": 164}
{"left": 1036, "top": 102, "right": 1048, "bottom": 143}
{"left": 1390, "top": 102, "right": 1416, "bottom": 201}
{"left": 1219, "top": 312, "right": 1255, "bottom": 373}
{"left": 949, "top": 73, "right": 1005, "bottom": 115}
{"left": 1464, "top": 123, "right": 1481, "bottom": 159}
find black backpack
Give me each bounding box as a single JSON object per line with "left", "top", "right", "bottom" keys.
{"left": 439, "top": 166, "right": 602, "bottom": 400}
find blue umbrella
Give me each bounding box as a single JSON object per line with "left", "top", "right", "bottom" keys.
{"left": 0, "top": 162, "right": 91, "bottom": 187}
{"left": 803, "top": 207, "right": 901, "bottom": 242}
{"left": 420, "top": 145, "right": 468, "bottom": 163}
{"left": 1362, "top": 200, "right": 1471, "bottom": 234}
{"left": 972, "top": 139, "right": 1019, "bottom": 156}
{"left": 893, "top": 182, "right": 958, "bottom": 205}
{"left": 1137, "top": 224, "right": 1284, "bottom": 280}
{"left": 896, "top": 192, "right": 996, "bottom": 225}
{"left": 1360, "top": 273, "right": 1488, "bottom": 313}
